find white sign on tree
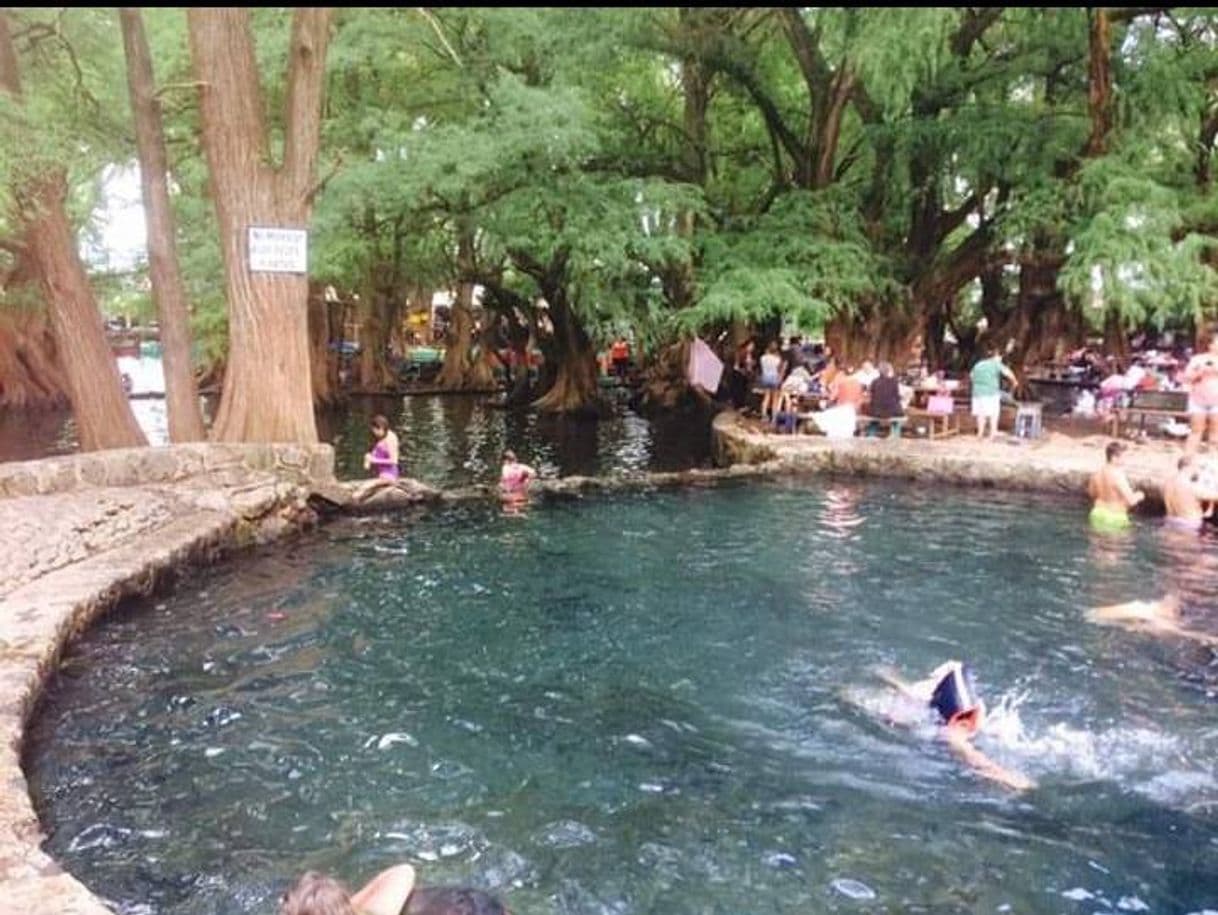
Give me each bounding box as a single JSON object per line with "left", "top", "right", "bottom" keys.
{"left": 248, "top": 227, "right": 308, "bottom": 274}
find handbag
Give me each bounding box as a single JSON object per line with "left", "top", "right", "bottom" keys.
{"left": 927, "top": 394, "right": 954, "bottom": 415}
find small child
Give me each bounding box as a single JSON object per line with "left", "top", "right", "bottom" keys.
{"left": 499, "top": 450, "right": 536, "bottom": 497}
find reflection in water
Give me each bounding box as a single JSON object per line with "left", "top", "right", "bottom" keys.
{"left": 26, "top": 481, "right": 1218, "bottom": 915}
{"left": 1, "top": 392, "right": 712, "bottom": 486}
{"left": 320, "top": 395, "right": 712, "bottom": 486}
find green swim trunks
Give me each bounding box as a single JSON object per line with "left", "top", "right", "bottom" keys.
{"left": 1089, "top": 503, "right": 1131, "bottom": 531}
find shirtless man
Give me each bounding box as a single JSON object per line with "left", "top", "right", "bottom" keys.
{"left": 1163, "top": 455, "right": 1218, "bottom": 531}
{"left": 1087, "top": 441, "right": 1145, "bottom": 531}
{"left": 1088, "top": 594, "right": 1218, "bottom": 647}
{"left": 875, "top": 661, "right": 1036, "bottom": 792}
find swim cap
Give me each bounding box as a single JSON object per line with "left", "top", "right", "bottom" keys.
{"left": 930, "top": 663, "right": 982, "bottom": 726}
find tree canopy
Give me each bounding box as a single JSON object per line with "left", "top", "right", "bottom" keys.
{"left": 3, "top": 7, "right": 1218, "bottom": 420}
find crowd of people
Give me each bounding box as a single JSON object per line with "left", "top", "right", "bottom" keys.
{"left": 728, "top": 336, "right": 911, "bottom": 439}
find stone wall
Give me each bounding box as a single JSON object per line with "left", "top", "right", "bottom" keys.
{"left": 0, "top": 442, "right": 333, "bottom": 499}
{"left": 711, "top": 410, "right": 1172, "bottom": 509}
{"left": 0, "top": 443, "right": 335, "bottom": 914}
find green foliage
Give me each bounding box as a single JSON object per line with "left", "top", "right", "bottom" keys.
{"left": 8, "top": 5, "right": 1218, "bottom": 377}
{"left": 682, "top": 189, "right": 898, "bottom": 331}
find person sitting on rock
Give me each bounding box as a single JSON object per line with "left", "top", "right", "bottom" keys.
{"left": 364, "top": 415, "right": 401, "bottom": 481}
{"left": 279, "top": 864, "right": 511, "bottom": 915}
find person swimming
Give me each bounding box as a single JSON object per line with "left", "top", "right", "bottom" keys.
{"left": 876, "top": 661, "right": 1035, "bottom": 792}
{"left": 1088, "top": 594, "right": 1218, "bottom": 647}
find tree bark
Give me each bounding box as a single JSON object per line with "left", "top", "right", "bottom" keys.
{"left": 1, "top": 12, "right": 146, "bottom": 450}
{"left": 532, "top": 287, "right": 601, "bottom": 415}
{"left": 1085, "top": 9, "right": 1113, "bottom": 157}
{"left": 119, "top": 7, "right": 206, "bottom": 441}
{"left": 437, "top": 229, "right": 493, "bottom": 390}
{"left": 307, "top": 281, "right": 337, "bottom": 404}
{"left": 188, "top": 8, "right": 333, "bottom": 442}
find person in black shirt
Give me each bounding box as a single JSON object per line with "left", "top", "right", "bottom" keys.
{"left": 868, "top": 362, "right": 904, "bottom": 418}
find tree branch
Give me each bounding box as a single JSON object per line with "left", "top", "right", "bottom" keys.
{"left": 413, "top": 8, "right": 462, "bottom": 67}
{"left": 282, "top": 7, "right": 335, "bottom": 198}
{"left": 304, "top": 152, "right": 344, "bottom": 205}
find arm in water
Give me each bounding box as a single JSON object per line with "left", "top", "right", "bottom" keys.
{"left": 941, "top": 727, "right": 1036, "bottom": 792}
{"left": 348, "top": 863, "right": 417, "bottom": 915}
{"left": 1088, "top": 595, "right": 1218, "bottom": 647}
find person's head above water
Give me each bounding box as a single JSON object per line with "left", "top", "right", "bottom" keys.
{"left": 502, "top": 449, "right": 517, "bottom": 464}
{"left": 279, "top": 872, "right": 356, "bottom": 915}
{"left": 1105, "top": 440, "right": 1126, "bottom": 464}
{"left": 930, "top": 662, "right": 986, "bottom": 735}
{"left": 370, "top": 414, "right": 391, "bottom": 439}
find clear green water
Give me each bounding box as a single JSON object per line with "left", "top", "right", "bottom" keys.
{"left": 25, "top": 480, "right": 1218, "bottom": 914}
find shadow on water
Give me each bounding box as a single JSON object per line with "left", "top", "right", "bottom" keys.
{"left": 319, "top": 394, "right": 713, "bottom": 486}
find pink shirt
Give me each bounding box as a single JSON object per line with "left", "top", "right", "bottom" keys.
{"left": 500, "top": 462, "right": 532, "bottom": 494}
{"left": 1186, "top": 353, "right": 1218, "bottom": 407}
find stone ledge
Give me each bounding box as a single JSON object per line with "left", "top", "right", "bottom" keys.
{"left": 0, "top": 444, "right": 336, "bottom": 914}
{"left": 0, "top": 442, "right": 334, "bottom": 500}
{"left": 711, "top": 410, "right": 1176, "bottom": 507}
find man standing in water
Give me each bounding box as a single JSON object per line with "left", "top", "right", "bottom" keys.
{"left": 1087, "top": 441, "right": 1145, "bottom": 531}
{"left": 1163, "top": 455, "right": 1217, "bottom": 531}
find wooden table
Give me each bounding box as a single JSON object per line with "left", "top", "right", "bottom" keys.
{"left": 906, "top": 407, "right": 960, "bottom": 439}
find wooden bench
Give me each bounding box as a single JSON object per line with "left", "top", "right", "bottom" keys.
{"left": 906, "top": 407, "right": 960, "bottom": 439}
{"left": 1106, "top": 390, "right": 1189, "bottom": 438}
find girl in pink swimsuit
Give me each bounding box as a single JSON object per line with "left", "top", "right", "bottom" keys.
{"left": 364, "top": 414, "right": 400, "bottom": 480}
{"left": 499, "top": 449, "right": 535, "bottom": 497}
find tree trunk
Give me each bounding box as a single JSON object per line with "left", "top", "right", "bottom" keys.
{"left": 0, "top": 308, "right": 67, "bottom": 409}
{"left": 20, "top": 176, "right": 149, "bottom": 449}
{"left": 307, "top": 281, "right": 337, "bottom": 404}
{"left": 469, "top": 318, "right": 502, "bottom": 389}
{"left": 119, "top": 7, "right": 206, "bottom": 441}
{"left": 1, "top": 13, "right": 145, "bottom": 449}
{"left": 354, "top": 278, "right": 397, "bottom": 391}
{"left": 435, "top": 282, "right": 475, "bottom": 389}
{"left": 188, "top": 8, "right": 333, "bottom": 442}
{"left": 532, "top": 289, "right": 601, "bottom": 415}
{"left": 1085, "top": 9, "right": 1112, "bottom": 157}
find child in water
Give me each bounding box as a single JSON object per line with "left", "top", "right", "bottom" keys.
{"left": 499, "top": 450, "right": 536, "bottom": 499}
{"left": 363, "top": 415, "right": 400, "bottom": 481}
{"left": 876, "top": 660, "right": 1036, "bottom": 792}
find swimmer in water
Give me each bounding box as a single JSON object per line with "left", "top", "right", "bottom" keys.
{"left": 1087, "top": 441, "right": 1145, "bottom": 531}
{"left": 1163, "top": 455, "right": 1218, "bottom": 532}
{"left": 1088, "top": 594, "right": 1218, "bottom": 647}
{"left": 279, "top": 864, "right": 511, "bottom": 915}
{"left": 876, "top": 661, "right": 1036, "bottom": 792}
